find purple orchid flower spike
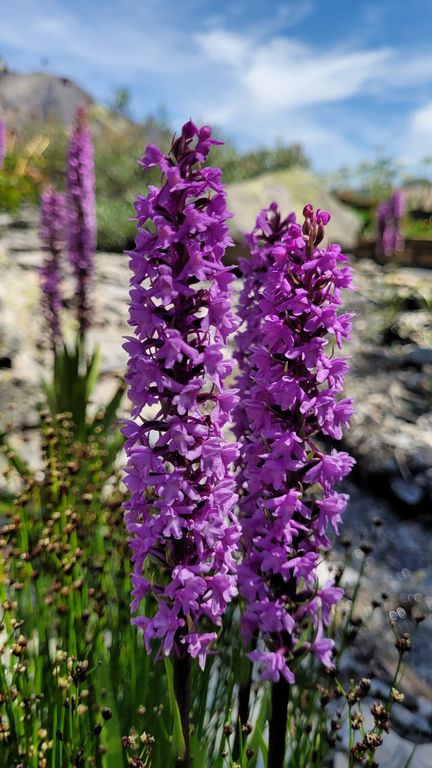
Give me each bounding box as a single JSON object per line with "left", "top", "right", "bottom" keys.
{"left": 66, "top": 106, "right": 96, "bottom": 337}
{"left": 39, "top": 187, "right": 67, "bottom": 349}
{"left": 123, "top": 121, "right": 241, "bottom": 667}
{"left": 238, "top": 204, "right": 355, "bottom": 686}
{"left": 376, "top": 190, "right": 405, "bottom": 259}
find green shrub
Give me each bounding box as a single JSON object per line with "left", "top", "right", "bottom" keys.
{"left": 0, "top": 112, "right": 309, "bottom": 250}
{"left": 96, "top": 197, "right": 136, "bottom": 252}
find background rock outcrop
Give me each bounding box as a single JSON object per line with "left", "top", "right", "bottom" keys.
{"left": 227, "top": 166, "right": 362, "bottom": 249}
{"left": 0, "top": 69, "right": 93, "bottom": 126}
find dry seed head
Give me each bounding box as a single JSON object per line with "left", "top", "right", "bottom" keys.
{"left": 395, "top": 632, "right": 411, "bottom": 653}
{"left": 391, "top": 687, "right": 404, "bottom": 702}
{"left": 140, "top": 732, "right": 155, "bottom": 745}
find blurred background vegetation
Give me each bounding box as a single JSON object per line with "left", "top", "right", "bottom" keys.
{"left": 0, "top": 96, "right": 309, "bottom": 252}
{"left": 1, "top": 89, "right": 432, "bottom": 252}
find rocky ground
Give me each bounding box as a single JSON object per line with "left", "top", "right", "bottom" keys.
{"left": 1, "top": 209, "right": 432, "bottom": 766}
{"left": 344, "top": 260, "right": 432, "bottom": 516}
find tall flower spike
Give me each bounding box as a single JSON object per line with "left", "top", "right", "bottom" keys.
{"left": 238, "top": 204, "right": 355, "bottom": 685}
{"left": 233, "top": 203, "right": 295, "bottom": 444}
{"left": 389, "top": 189, "right": 405, "bottom": 254}
{"left": 376, "top": 190, "right": 404, "bottom": 259}
{"left": 0, "top": 117, "right": 5, "bottom": 168}
{"left": 66, "top": 106, "right": 96, "bottom": 336}
{"left": 39, "top": 187, "right": 66, "bottom": 349}
{"left": 123, "top": 120, "right": 241, "bottom": 667}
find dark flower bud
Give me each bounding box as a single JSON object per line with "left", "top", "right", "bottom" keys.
{"left": 359, "top": 678, "right": 371, "bottom": 694}
{"left": 365, "top": 732, "right": 383, "bottom": 748}
{"left": 72, "top": 659, "right": 89, "bottom": 684}
{"left": 395, "top": 632, "right": 411, "bottom": 653}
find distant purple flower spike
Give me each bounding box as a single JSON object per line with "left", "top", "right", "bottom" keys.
{"left": 123, "top": 121, "right": 241, "bottom": 666}
{"left": 237, "top": 205, "right": 355, "bottom": 684}
{"left": 66, "top": 106, "right": 96, "bottom": 336}
{"left": 0, "top": 118, "right": 5, "bottom": 168}
{"left": 39, "top": 187, "right": 66, "bottom": 348}
{"left": 376, "top": 190, "right": 404, "bottom": 259}
{"left": 391, "top": 189, "right": 405, "bottom": 222}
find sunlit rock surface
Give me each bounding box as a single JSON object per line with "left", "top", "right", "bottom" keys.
{"left": 226, "top": 166, "right": 362, "bottom": 249}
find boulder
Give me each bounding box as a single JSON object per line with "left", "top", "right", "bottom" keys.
{"left": 402, "top": 181, "right": 432, "bottom": 217}
{"left": 226, "top": 166, "right": 362, "bottom": 249}
{"left": 0, "top": 70, "right": 93, "bottom": 126}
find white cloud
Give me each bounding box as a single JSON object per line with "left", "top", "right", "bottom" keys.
{"left": 410, "top": 102, "right": 432, "bottom": 139}
{"left": 0, "top": 1, "right": 196, "bottom": 77}
{"left": 194, "top": 30, "right": 249, "bottom": 68}
{"left": 241, "top": 40, "right": 391, "bottom": 110}
{"left": 194, "top": 26, "right": 392, "bottom": 113}
{"left": 3, "top": 0, "right": 432, "bottom": 168}
{"left": 403, "top": 101, "right": 432, "bottom": 163}
{"left": 190, "top": 28, "right": 392, "bottom": 165}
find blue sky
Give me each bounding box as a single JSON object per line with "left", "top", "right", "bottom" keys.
{"left": 1, "top": 0, "right": 432, "bottom": 171}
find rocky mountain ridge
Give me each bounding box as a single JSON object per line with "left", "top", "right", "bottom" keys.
{"left": 0, "top": 67, "right": 94, "bottom": 126}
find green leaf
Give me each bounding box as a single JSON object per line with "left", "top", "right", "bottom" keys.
{"left": 43, "top": 338, "right": 104, "bottom": 440}
{"left": 248, "top": 689, "right": 270, "bottom": 767}
{"left": 103, "top": 431, "right": 125, "bottom": 467}
{"left": 190, "top": 732, "right": 207, "bottom": 768}
{"left": 88, "top": 380, "right": 125, "bottom": 438}
{"left": 0, "top": 433, "right": 31, "bottom": 478}
{"left": 42, "top": 378, "right": 56, "bottom": 414}
{"left": 85, "top": 345, "right": 102, "bottom": 401}
{"left": 164, "top": 657, "right": 186, "bottom": 761}
{"left": 101, "top": 380, "right": 126, "bottom": 431}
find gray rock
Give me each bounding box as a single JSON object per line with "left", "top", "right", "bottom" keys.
{"left": 391, "top": 703, "right": 432, "bottom": 739}
{"left": 377, "top": 738, "right": 432, "bottom": 768}
{"left": 390, "top": 478, "right": 425, "bottom": 506}
{"left": 13, "top": 249, "right": 46, "bottom": 268}
{"left": 333, "top": 753, "right": 348, "bottom": 768}
{"left": 417, "top": 696, "right": 432, "bottom": 720}
{"left": 402, "top": 181, "right": 432, "bottom": 216}
{"left": 341, "top": 266, "right": 432, "bottom": 507}
{"left": 0, "top": 69, "right": 93, "bottom": 126}
{"left": 370, "top": 679, "right": 392, "bottom": 700}
{"left": 403, "top": 347, "right": 432, "bottom": 368}
{"left": 0, "top": 212, "right": 13, "bottom": 228}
